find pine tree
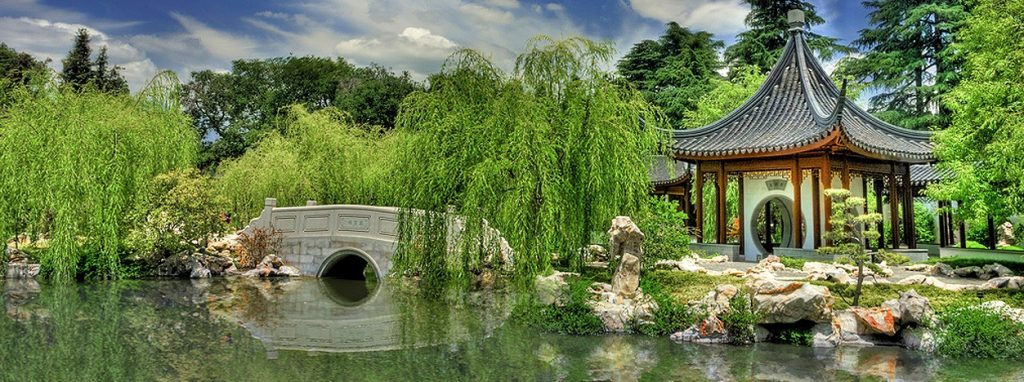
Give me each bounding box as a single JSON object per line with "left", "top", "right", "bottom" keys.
{"left": 617, "top": 22, "right": 724, "bottom": 127}
{"left": 92, "top": 46, "right": 129, "bottom": 94}
{"left": 838, "top": 0, "right": 969, "bottom": 130}
{"left": 61, "top": 28, "right": 93, "bottom": 91}
{"left": 724, "top": 0, "right": 853, "bottom": 74}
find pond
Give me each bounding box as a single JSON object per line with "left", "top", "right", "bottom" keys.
{"left": 1, "top": 277, "right": 1021, "bottom": 381}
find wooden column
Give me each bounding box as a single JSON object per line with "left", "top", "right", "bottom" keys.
{"left": 959, "top": 206, "right": 967, "bottom": 249}
{"left": 938, "top": 201, "right": 948, "bottom": 247}
{"left": 988, "top": 216, "right": 997, "bottom": 250}
{"left": 822, "top": 155, "right": 833, "bottom": 245}
{"left": 903, "top": 164, "right": 916, "bottom": 249}
{"left": 695, "top": 162, "right": 704, "bottom": 243}
{"left": 738, "top": 174, "right": 745, "bottom": 255}
{"left": 812, "top": 170, "right": 822, "bottom": 248}
{"left": 874, "top": 178, "right": 885, "bottom": 249}
{"left": 717, "top": 163, "right": 727, "bottom": 244}
{"left": 791, "top": 158, "right": 803, "bottom": 248}
{"left": 889, "top": 165, "right": 900, "bottom": 249}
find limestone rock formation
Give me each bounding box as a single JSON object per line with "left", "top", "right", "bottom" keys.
{"left": 748, "top": 277, "right": 834, "bottom": 323}
{"left": 607, "top": 216, "right": 644, "bottom": 259}
{"left": 611, "top": 253, "right": 641, "bottom": 299}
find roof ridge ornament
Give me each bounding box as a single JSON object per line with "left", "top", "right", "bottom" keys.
{"left": 830, "top": 78, "right": 848, "bottom": 125}
{"left": 788, "top": 9, "right": 805, "bottom": 32}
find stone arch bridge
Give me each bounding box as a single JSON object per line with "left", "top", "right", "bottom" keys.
{"left": 242, "top": 198, "right": 400, "bottom": 279}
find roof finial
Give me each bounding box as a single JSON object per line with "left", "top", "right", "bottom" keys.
{"left": 788, "top": 9, "right": 805, "bottom": 32}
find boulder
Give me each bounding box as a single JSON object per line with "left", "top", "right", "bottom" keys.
{"left": 850, "top": 307, "right": 898, "bottom": 336}
{"left": 811, "top": 322, "right": 838, "bottom": 348}
{"left": 953, "top": 266, "right": 982, "bottom": 278}
{"left": 748, "top": 255, "right": 785, "bottom": 273}
{"left": 696, "top": 284, "right": 739, "bottom": 316}
{"left": 803, "top": 262, "right": 852, "bottom": 284}
{"left": 670, "top": 316, "right": 730, "bottom": 344}
{"left": 900, "top": 327, "right": 936, "bottom": 352}
{"left": 894, "top": 289, "right": 934, "bottom": 326}
{"left": 590, "top": 297, "right": 655, "bottom": 333}
{"left": 586, "top": 245, "right": 608, "bottom": 262}
{"left": 749, "top": 278, "right": 834, "bottom": 323}
{"left": 611, "top": 253, "right": 641, "bottom": 299}
{"left": 981, "top": 276, "right": 1024, "bottom": 290}
{"left": 930, "top": 263, "right": 954, "bottom": 277}
{"left": 903, "top": 263, "right": 930, "bottom": 272}
{"left": 258, "top": 254, "right": 284, "bottom": 269}
{"left": 653, "top": 258, "right": 706, "bottom": 273}
{"left": 4, "top": 263, "right": 40, "bottom": 279}
{"left": 897, "top": 275, "right": 975, "bottom": 291}
{"left": 190, "top": 263, "right": 211, "bottom": 279}
{"left": 535, "top": 271, "right": 576, "bottom": 306}
{"left": 607, "top": 216, "right": 644, "bottom": 259}
{"left": 980, "top": 263, "right": 1014, "bottom": 280}
{"left": 278, "top": 265, "right": 302, "bottom": 277}
{"left": 831, "top": 310, "right": 875, "bottom": 346}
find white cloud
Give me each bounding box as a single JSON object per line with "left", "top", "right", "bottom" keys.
{"left": 399, "top": 27, "right": 457, "bottom": 49}
{"left": 628, "top": 0, "right": 748, "bottom": 38}
{"left": 459, "top": 3, "right": 515, "bottom": 24}
{"left": 485, "top": 0, "right": 520, "bottom": 9}
{"left": 0, "top": 16, "right": 158, "bottom": 92}
{"left": 168, "top": 12, "right": 257, "bottom": 60}
{"left": 545, "top": 3, "right": 565, "bottom": 12}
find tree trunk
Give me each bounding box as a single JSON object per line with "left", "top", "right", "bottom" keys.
{"left": 853, "top": 259, "right": 865, "bottom": 307}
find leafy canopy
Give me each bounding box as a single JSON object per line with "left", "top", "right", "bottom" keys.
{"left": 617, "top": 22, "right": 724, "bottom": 127}
{"left": 0, "top": 72, "right": 197, "bottom": 280}
{"left": 391, "top": 36, "right": 663, "bottom": 288}
{"left": 838, "top": 0, "right": 969, "bottom": 130}
{"left": 928, "top": 0, "right": 1024, "bottom": 222}
{"left": 724, "top": 0, "right": 853, "bottom": 74}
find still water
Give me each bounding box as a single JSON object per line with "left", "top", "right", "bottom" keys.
{"left": 1, "top": 277, "right": 1022, "bottom": 382}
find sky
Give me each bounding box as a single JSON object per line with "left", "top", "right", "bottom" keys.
{"left": 0, "top": 0, "right": 873, "bottom": 93}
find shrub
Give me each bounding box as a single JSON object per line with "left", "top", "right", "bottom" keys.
{"left": 876, "top": 249, "right": 911, "bottom": 266}
{"left": 779, "top": 256, "right": 806, "bottom": 270}
{"left": 636, "top": 276, "right": 699, "bottom": 335}
{"left": 776, "top": 328, "right": 813, "bottom": 346}
{"left": 936, "top": 305, "right": 1024, "bottom": 358}
{"left": 638, "top": 195, "right": 690, "bottom": 265}
{"left": 237, "top": 227, "right": 283, "bottom": 268}
{"left": 511, "top": 277, "right": 604, "bottom": 335}
{"left": 125, "top": 169, "right": 226, "bottom": 261}
{"left": 721, "top": 293, "right": 760, "bottom": 344}
{"left": 914, "top": 201, "right": 936, "bottom": 244}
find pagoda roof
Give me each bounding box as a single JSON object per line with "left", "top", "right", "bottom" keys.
{"left": 666, "top": 28, "right": 934, "bottom": 163}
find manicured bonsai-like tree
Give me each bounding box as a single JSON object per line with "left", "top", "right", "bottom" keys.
{"left": 817, "top": 188, "right": 882, "bottom": 307}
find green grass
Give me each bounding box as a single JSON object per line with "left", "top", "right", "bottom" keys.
{"left": 936, "top": 304, "right": 1024, "bottom": 358}
{"left": 810, "top": 280, "right": 1024, "bottom": 311}
{"left": 778, "top": 256, "right": 807, "bottom": 270}
{"left": 998, "top": 245, "right": 1024, "bottom": 251}
{"left": 644, "top": 270, "right": 745, "bottom": 304}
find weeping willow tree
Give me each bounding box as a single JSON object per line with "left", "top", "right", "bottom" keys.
{"left": 216, "top": 105, "right": 403, "bottom": 223}
{"left": 0, "top": 72, "right": 197, "bottom": 280}
{"left": 390, "top": 36, "right": 664, "bottom": 289}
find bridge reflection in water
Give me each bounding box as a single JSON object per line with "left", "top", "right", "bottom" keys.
{"left": 219, "top": 278, "right": 510, "bottom": 357}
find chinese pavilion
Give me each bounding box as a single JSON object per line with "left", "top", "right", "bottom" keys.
{"left": 655, "top": 10, "right": 935, "bottom": 261}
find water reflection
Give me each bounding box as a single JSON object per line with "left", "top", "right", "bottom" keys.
{"left": 318, "top": 277, "right": 378, "bottom": 306}
{"left": 2, "top": 279, "right": 1024, "bottom": 381}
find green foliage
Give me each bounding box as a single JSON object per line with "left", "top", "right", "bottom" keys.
{"left": 216, "top": 106, "right": 401, "bottom": 223}
{"left": 617, "top": 22, "right": 724, "bottom": 126}
{"left": 775, "top": 328, "right": 813, "bottom": 346}
{"left": 721, "top": 293, "right": 760, "bottom": 344}
{"left": 876, "top": 249, "right": 911, "bottom": 266}
{"left": 0, "top": 43, "right": 48, "bottom": 91}
{"left": 390, "top": 37, "right": 662, "bottom": 289}
{"left": 0, "top": 72, "right": 197, "bottom": 280}
{"left": 778, "top": 256, "right": 807, "bottom": 270}
{"left": 928, "top": 0, "right": 1024, "bottom": 220}
{"left": 936, "top": 304, "right": 1024, "bottom": 359}
{"left": 183, "top": 56, "right": 422, "bottom": 167}
{"left": 511, "top": 277, "right": 604, "bottom": 335}
{"left": 681, "top": 66, "right": 765, "bottom": 127}
{"left": 638, "top": 196, "right": 690, "bottom": 264}
{"left": 838, "top": 0, "right": 968, "bottom": 130}
{"left": 637, "top": 276, "right": 700, "bottom": 336}
{"left": 724, "top": 0, "right": 853, "bottom": 74}
{"left": 966, "top": 240, "right": 988, "bottom": 249}
{"left": 999, "top": 245, "right": 1024, "bottom": 252}
{"left": 819, "top": 189, "right": 883, "bottom": 306}
{"left": 125, "top": 169, "right": 226, "bottom": 260}
{"left": 914, "top": 202, "right": 937, "bottom": 244}
{"left": 58, "top": 28, "right": 128, "bottom": 94}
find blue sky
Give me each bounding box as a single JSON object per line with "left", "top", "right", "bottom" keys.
{"left": 0, "top": 0, "right": 872, "bottom": 92}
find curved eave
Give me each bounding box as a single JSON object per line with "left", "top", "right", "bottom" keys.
{"left": 673, "top": 126, "right": 934, "bottom": 163}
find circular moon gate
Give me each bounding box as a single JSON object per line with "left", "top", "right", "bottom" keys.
{"left": 750, "top": 195, "right": 806, "bottom": 255}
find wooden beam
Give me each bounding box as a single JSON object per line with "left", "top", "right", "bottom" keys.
{"left": 812, "top": 170, "right": 821, "bottom": 248}
{"left": 791, "top": 158, "right": 803, "bottom": 248}
{"left": 717, "top": 162, "right": 727, "bottom": 244}
{"left": 695, "top": 161, "right": 704, "bottom": 243}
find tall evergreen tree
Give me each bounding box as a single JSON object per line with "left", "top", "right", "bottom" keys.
{"left": 839, "top": 0, "right": 969, "bottom": 130}
{"left": 61, "top": 28, "right": 92, "bottom": 91}
{"left": 724, "top": 0, "right": 853, "bottom": 74}
{"left": 617, "top": 22, "right": 723, "bottom": 127}
{"left": 93, "top": 46, "right": 129, "bottom": 95}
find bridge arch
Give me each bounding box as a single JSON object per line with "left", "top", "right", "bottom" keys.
{"left": 318, "top": 248, "right": 381, "bottom": 280}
